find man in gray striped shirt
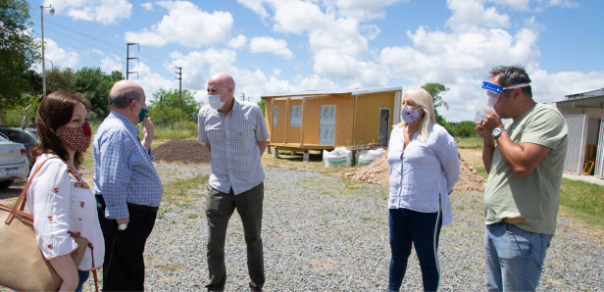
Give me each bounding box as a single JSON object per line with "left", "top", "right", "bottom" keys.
{"left": 198, "top": 72, "right": 269, "bottom": 292}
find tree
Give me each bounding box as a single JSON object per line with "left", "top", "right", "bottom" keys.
{"left": 421, "top": 83, "right": 450, "bottom": 110}
{"left": 257, "top": 99, "right": 266, "bottom": 115}
{"left": 0, "top": 0, "right": 41, "bottom": 109}
{"left": 74, "top": 67, "right": 116, "bottom": 118}
{"left": 421, "top": 83, "right": 451, "bottom": 130}
{"left": 149, "top": 88, "right": 201, "bottom": 123}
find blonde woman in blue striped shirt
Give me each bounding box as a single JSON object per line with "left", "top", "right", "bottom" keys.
{"left": 387, "top": 88, "right": 460, "bottom": 291}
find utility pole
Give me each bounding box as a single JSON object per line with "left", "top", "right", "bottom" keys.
{"left": 241, "top": 93, "right": 245, "bottom": 101}
{"left": 176, "top": 67, "right": 182, "bottom": 109}
{"left": 126, "top": 43, "right": 139, "bottom": 80}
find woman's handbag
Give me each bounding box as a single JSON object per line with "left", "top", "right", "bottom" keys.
{"left": 0, "top": 158, "right": 98, "bottom": 292}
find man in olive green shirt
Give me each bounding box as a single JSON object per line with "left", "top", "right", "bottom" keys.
{"left": 475, "top": 66, "right": 568, "bottom": 292}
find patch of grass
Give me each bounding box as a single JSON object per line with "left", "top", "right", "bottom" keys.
{"left": 188, "top": 213, "right": 199, "bottom": 219}
{"left": 162, "top": 174, "right": 209, "bottom": 201}
{"left": 455, "top": 137, "right": 484, "bottom": 149}
{"left": 559, "top": 178, "right": 604, "bottom": 228}
{"left": 475, "top": 166, "right": 488, "bottom": 179}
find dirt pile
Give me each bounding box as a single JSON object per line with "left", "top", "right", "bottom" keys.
{"left": 152, "top": 140, "right": 211, "bottom": 164}
{"left": 345, "top": 150, "right": 487, "bottom": 192}
{"left": 345, "top": 151, "right": 390, "bottom": 186}
{"left": 456, "top": 156, "right": 487, "bottom": 191}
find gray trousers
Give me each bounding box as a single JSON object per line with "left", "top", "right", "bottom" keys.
{"left": 205, "top": 183, "right": 265, "bottom": 291}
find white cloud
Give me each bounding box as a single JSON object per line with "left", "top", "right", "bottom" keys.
{"left": 228, "top": 34, "right": 248, "bottom": 50}
{"left": 31, "top": 38, "right": 79, "bottom": 73}
{"left": 239, "top": 0, "right": 388, "bottom": 87}
{"left": 487, "top": 0, "right": 531, "bottom": 11}
{"left": 314, "top": 50, "right": 387, "bottom": 87}
{"left": 361, "top": 24, "right": 381, "bottom": 40}
{"left": 124, "top": 30, "right": 167, "bottom": 48}
{"left": 335, "top": 0, "right": 406, "bottom": 20}
{"left": 101, "top": 53, "right": 122, "bottom": 73}
{"left": 273, "top": 68, "right": 282, "bottom": 77}
{"left": 44, "top": 0, "right": 132, "bottom": 25}
{"left": 237, "top": 0, "right": 270, "bottom": 19}
{"left": 446, "top": 0, "right": 510, "bottom": 32}
{"left": 124, "top": 1, "right": 233, "bottom": 48}
{"left": 249, "top": 36, "right": 293, "bottom": 59}
{"left": 132, "top": 62, "right": 178, "bottom": 101}
{"left": 164, "top": 48, "right": 339, "bottom": 104}
{"left": 141, "top": 2, "right": 153, "bottom": 11}
{"left": 548, "top": 0, "right": 579, "bottom": 8}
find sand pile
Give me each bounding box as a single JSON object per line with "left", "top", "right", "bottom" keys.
{"left": 345, "top": 151, "right": 390, "bottom": 186}
{"left": 153, "top": 140, "right": 211, "bottom": 164}
{"left": 345, "top": 150, "right": 487, "bottom": 192}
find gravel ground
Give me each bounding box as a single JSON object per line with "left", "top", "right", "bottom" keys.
{"left": 2, "top": 162, "right": 603, "bottom": 291}
{"left": 141, "top": 164, "right": 603, "bottom": 291}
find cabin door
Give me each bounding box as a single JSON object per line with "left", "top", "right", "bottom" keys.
{"left": 319, "top": 105, "right": 336, "bottom": 145}
{"left": 379, "top": 108, "right": 390, "bottom": 146}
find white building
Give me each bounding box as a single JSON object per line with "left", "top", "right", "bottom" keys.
{"left": 555, "top": 88, "right": 604, "bottom": 179}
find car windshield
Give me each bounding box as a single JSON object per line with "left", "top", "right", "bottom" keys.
{"left": 25, "top": 128, "right": 38, "bottom": 138}
{"left": 0, "top": 135, "right": 7, "bottom": 142}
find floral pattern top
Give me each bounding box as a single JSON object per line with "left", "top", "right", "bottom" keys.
{"left": 25, "top": 154, "right": 104, "bottom": 271}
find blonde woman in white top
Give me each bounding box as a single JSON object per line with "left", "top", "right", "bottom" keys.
{"left": 387, "top": 88, "right": 460, "bottom": 291}
{"left": 26, "top": 91, "right": 104, "bottom": 292}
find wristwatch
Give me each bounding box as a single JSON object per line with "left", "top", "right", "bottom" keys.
{"left": 492, "top": 127, "right": 506, "bottom": 139}
{"left": 118, "top": 222, "right": 128, "bottom": 231}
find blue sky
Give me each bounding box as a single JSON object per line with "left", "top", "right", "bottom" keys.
{"left": 27, "top": 0, "right": 604, "bottom": 121}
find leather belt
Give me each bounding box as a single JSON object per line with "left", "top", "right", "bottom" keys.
{"left": 128, "top": 203, "right": 159, "bottom": 213}
{"left": 502, "top": 216, "right": 526, "bottom": 224}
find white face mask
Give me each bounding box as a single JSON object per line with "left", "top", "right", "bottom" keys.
{"left": 208, "top": 89, "right": 227, "bottom": 110}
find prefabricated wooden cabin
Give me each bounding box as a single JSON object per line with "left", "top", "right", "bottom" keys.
{"left": 262, "top": 87, "right": 403, "bottom": 155}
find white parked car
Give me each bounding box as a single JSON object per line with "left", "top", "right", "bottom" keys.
{"left": 0, "top": 134, "right": 30, "bottom": 189}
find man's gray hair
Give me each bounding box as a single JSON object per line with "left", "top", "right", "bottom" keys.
{"left": 108, "top": 88, "right": 141, "bottom": 109}
{"left": 489, "top": 65, "right": 532, "bottom": 98}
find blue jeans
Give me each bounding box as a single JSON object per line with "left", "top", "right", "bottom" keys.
{"left": 388, "top": 208, "right": 442, "bottom": 292}
{"left": 76, "top": 270, "right": 90, "bottom": 292}
{"left": 13, "top": 270, "right": 88, "bottom": 292}
{"left": 485, "top": 223, "right": 553, "bottom": 291}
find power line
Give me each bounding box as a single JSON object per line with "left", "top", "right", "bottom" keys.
{"left": 31, "top": 20, "right": 166, "bottom": 67}
{"left": 45, "top": 19, "right": 126, "bottom": 52}
{"left": 43, "top": 26, "right": 122, "bottom": 56}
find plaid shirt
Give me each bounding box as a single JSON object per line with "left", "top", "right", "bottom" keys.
{"left": 93, "top": 111, "right": 163, "bottom": 219}
{"left": 198, "top": 99, "right": 270, "bottom": 195}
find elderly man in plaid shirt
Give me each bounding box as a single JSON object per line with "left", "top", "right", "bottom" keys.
{"left": 93, "top": 80, "right": 163, "bottom": 291}
{"left": 198, "top": 72, "right": 270, "bottom": 292}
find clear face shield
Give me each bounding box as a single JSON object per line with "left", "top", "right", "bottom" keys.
{"left": 475, "top": 81, "right": 531, "bottom": 123}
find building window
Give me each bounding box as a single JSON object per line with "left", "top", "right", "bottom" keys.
{"left": 273, "top": 105, "right": 278, "bottom": 126}
{"left": 290, "top": 105, "right": 302, "bottom": 127}
{"left": 319, "top": 105, "right": 336, "bottom": 145}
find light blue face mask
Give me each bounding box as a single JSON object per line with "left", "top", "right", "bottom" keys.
{"left": 401, "top": 107, "right": 421, "bottom": 123}
{"left": 208, "top": 90, "right": 227, "bottom": 110}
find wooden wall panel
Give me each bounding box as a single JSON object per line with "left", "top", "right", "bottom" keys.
{"left": 271, "top": 100, "right": 287, "bottom": 143}
{"left": 352, "top": 92, "right": 395, "bottom": 145}
{"left": 302, "top": 94, "right": 354, "bottom": 146}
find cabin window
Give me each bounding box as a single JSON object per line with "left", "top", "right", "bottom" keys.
{"left": 290, "top": 105, "right": 302, "bottom": 127}
{"left": 319, "top": 105, "right": 336, "bottom": 145}
{"left": 273, "top": 105, "right": 278, "bottom": 126}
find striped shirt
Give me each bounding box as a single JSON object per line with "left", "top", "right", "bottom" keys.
{"left": 93, "top": 111, "right": 163, "bottom": 219}
{"left": 198, "top": 99, "right": 270, "bottom": 195}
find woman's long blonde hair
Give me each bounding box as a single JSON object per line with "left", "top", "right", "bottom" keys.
{"left": 395, "top": 88, "right": 437, "bottom": 142}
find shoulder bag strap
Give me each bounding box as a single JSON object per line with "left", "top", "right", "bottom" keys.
{"left": 4, "top": 157, "right": 60, "bottom": 224}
